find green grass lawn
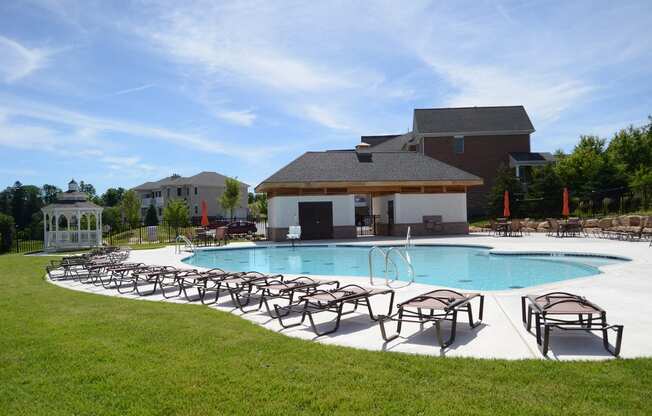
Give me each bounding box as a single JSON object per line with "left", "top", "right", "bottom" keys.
{"left": 1, "top": 254, "right": 651, "bottom": 415}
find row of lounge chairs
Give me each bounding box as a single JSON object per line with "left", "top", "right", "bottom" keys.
{"left": 46, "top": 250, "right": 624, "bottom": 356}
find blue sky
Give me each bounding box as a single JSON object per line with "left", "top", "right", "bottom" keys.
{"left": 1, "top": 0, "right": 651, "bottom": 194}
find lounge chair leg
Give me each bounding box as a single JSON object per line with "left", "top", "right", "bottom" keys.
{"left": 521, "top": 296, "right": 527, "bottom": 323}
{"left": 535, "top": 314, "right": 542, "bottom": 344}
{"left": 378, "top": 314, "right": 400, "bottom": 342}
{"left": 542, "top": 324, "right": 551, "bottom": 356}
{"left": 307, "top": 305, "right": 343, "bottom": 337}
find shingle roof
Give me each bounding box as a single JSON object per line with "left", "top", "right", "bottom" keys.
{"left": 509, "top": 152, "right": 555, "bottom": 162}
{"left": 414, "top": 106, "right": 534, "bottom": 135}
{"left": 365, "top": 132, "right": 415, "bottom": 151}
{"left": 257, "top": 151, "right": 481, "bottom": 188}
{"left": 133, "top": 172, "right": 248, "bottom": 190}
{"left": 360, "top": 134, "right": 400, "bottom": 146}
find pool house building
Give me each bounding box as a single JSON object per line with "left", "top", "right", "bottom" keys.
{"left": 256, "top": 146, "right": 482, "bottom": 241}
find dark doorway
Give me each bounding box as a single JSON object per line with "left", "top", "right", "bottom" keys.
{"left": 387, "top": 200, "right": 394, "bottom": 236}
{"left": 298, "top": 202, "right": 333, "bottom": 239}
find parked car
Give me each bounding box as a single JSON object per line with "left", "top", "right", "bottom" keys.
{"left": 225, "top": 221, "right": 257, "bottom": 235}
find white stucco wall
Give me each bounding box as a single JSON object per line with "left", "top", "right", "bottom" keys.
{"left": 394, "top": 193, "right": 467, "bottom": 223}
{"left": 268, "top": 195, "right": 355, "bottom": 228}
{"left": 372, "top": 194, "right": 394, "bottom": 223}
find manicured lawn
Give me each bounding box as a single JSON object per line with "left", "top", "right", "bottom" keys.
{"left": 1, "top": 254, "right": 651, "bottom": 415}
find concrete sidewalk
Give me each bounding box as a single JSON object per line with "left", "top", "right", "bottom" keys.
{"left": 49, "top": 234, "right": 652, "bottom": 360}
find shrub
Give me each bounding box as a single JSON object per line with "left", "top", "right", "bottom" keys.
{"left": 0, "top": 213, "right": 15, "bottom": 253}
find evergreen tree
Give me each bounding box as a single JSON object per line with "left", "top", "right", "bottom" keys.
{"left": 487, "top": 165, "right": 523, "bottom": 218}
{"left": 144, "top": 204, "right": 159, "bottom": 226}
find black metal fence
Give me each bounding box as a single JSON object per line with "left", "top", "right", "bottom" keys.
{"left": 104, "top": 218, "right": 268, "bottom": 247}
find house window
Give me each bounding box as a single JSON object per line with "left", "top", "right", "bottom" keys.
{"left": 454, "top": 136, "right": 464, "bottom": 154}
{"left": 167, "top": 189, "right": 170, "bottom": 197}
{"left": 194, "top": 205, "right": 198, "bottom": 214}
{"left": 186, "top": 188, "right": 190, "bottom": 196}
{"left": 158, "top": 207, "right": 162, "bottom": 216}
{"left": 194, "top": 187, "right": 197, "bottom": 195}
{"left": 177, "top": 187, "right": 181, "bottom": 196}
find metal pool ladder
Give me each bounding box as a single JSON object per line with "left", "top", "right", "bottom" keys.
{"left": 175, "top": 235, "right": 195, "bottom": 254}
{"left": 368, "top": 228, "right": 415, "bottom": 286}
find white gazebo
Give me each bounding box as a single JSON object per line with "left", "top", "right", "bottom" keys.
{"left": 42, "top": 180, "right": 103, "bottom": 252}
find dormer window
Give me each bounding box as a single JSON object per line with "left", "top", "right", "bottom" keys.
{"left": 454, "top": 136, "right": 464, "bottom": 154}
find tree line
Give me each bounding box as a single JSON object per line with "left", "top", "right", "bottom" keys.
{"left": 0, "top": 176, "right": 266, "bottom": 249}
{"left": 488, "top": 117, "right": 652, "bottom": 218}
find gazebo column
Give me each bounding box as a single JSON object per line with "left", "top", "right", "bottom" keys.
{"left": 43, "top": 214, "right": 47, "bottom": 249}
{"left": 54, "top": 213, "right": 59, "bottom": 246}
{"left": 98, "top": 210, "right": 102, "bottom": 246}
{"left": 76, "top": 209, "right": 81, "bottom": 245}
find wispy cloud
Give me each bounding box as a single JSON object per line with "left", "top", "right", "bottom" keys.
{"left": 101, "top": 83, "right": 155, "bottom": 98}
{"left": 0, "top": 36, "right": 51, "bottom": 83}
{"left": 0, "top": 94, "right": 289, "bottom": 162}
{"left": 216, "top": 109, "right": 256, "bottom": 126}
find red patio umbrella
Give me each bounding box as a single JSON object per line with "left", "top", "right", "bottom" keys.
{"left": 200, "top": 200, "right": 209, "bottom": 227}
{"left": 562, "top": 188, "right": 570, "bottom": 217}
{"left": 503, "top": 190, "right": 510, "bottom": 218}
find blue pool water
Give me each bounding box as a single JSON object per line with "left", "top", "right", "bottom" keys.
{"left": 182, "top": 245, "right": 626, "bottom": 290}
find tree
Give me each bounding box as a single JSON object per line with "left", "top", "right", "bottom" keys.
{"left": 487, "top": 164, "right": 523, "bottom": 218}
{"left": 248, "top": 193, "right": 268, "bottom": 219}
{"left": 0, "top": 212, "right": 14, "bottom": 253}
{"left": 219, "top": 177, "right": 241, "bottom": 219}
{"left": 121, "top": 190, "right": 141, "bottom": 229}
{"left": 102, "top": 187, "right": 125, "bottom": 207}
{"left": 527, "top": 164, "right": 564, "bottom": 218}
{"left": 163, "top": 199, "right": 189, "bottom": 228}
{"left": 606, "top": 120, "right": 652, "bottom": 181}
{"left": 554, "top": 136, "right": 624, "bottom": 197}
{"left": 102, "top": 206, "right": 123, "bottom": 231}
{"left": 144, "top": 204, "right": 159, "bottom": 226}
{"left": 42, "top": 184, "right": 61, "bottom": 204}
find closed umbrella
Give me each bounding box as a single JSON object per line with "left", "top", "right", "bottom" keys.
{"left": 503, "top": 190, "right": 510, "bottom": 218}
{"left": 201, "top": 200, "right": 209, "bottom": 227}
{"left": 562, "top": 188, "right": 570, "bottom": 217}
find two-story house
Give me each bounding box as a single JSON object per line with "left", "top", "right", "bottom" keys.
{"left": 133, "top": 171, "right": 249, "bottom": 222}
{"left": 362, "top": 106, "right": 554, "bottom": 216}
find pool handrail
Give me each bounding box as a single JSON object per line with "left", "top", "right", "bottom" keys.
{"left": 175, "top": 235, "right": 195, "bottom": 255}
{"left": 368, "top": 245, "right": 414, "bottom": 286}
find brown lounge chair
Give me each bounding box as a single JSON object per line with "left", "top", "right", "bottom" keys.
{"left": 243, "top": 276, "right": 340, "bottom": 315}
{"left": 274, "top": 284, "right": 395, "bottom": 336}
{"left": 521, "top": 292, "right": 623, "bottom": 356}
{"left": 378, "top": 289, "right": 484, "bottom": 348}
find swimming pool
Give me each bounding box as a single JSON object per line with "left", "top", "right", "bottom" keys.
{"left": 182, "top": 245, "right": 627, "bottom": 290}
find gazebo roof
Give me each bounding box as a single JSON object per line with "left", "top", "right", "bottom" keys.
{"left": 43, "top": 201, "right": 102, "bottom": 210}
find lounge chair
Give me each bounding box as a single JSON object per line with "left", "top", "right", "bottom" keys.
{"left": 274, "top": 284, "right": 395, "bottom": 336}
{"left": 521, "top": 292, "right": 623, "bottom": 356}
{"left": 115, "top": 266, "right": 177, "bottom": 295}
{"left": 197, "top": 271, "right": 280, "bottom": 306}
{"left": 242, "top": 276, "right": 340, "bottom": 315}
{"left": 378, "top": 289, "right": 484, "bottom": 348}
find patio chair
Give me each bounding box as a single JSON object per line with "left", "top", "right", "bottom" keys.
{"left": 378, "top": 289, "right": 484, "bottom": 348}
{"left": 510, "top": 219, "right": 523, "bottom": 237}
{"left": 546, "top": 218, "right": 560, "bottom": 237}
{"left": 240, "top": 276, "right": 340, "bottom": 315}
{"left": 287, "top": 226, "right": 301, "bottom": 246}
{"left": 274, "top": 284, "right": 395, "bottom": 337}
{"left": 521, "top": 292, "right": 623, "bottom": 356}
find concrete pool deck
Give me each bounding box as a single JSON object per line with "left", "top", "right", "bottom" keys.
{"left": 49, "top": 234, "right": 652, "bottom": 360}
